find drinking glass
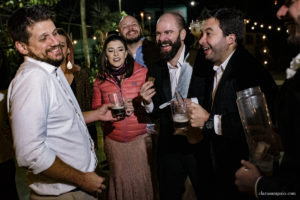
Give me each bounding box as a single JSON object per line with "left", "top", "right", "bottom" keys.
{"left": 190, "top": 20, "right": 202, "bottom": 38}
{"left": 236, "top": 86, "right": 274, "bottom": 174}
{"left": 108, "top": 92, "right": 125, "bottom": 119}
{"left": 170, "top": 99, "right": 189, "bottom": 130}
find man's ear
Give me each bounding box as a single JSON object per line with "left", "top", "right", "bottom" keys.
{"left": 15, "top": 41, "right": 29, "bottom": 55}
{"left": 226, "top": 34, "right": 236, "bottom": 45}
{"left": 180, "top": 29, "right": 186, "bottom": 41}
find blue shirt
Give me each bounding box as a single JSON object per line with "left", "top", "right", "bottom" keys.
{"left": 134, "top": 37, "right": 147, "bottom": 68}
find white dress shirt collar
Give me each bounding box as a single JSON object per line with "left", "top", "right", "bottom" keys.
{"left": 212, "top": 50, "right": 236, "bottom": 102}
{"left": 167, "top": 46, "right": 186, "bottom": 96}
{"left": 25, "top": 56, "right": 57, "bottom": 75}
{"left": 167, "top": 45, "right": 185, "bottom": 69}
{"left": 212, "top": 49, "right": 235, "bottom": 72}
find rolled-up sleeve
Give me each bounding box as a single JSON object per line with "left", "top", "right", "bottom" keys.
{"left": 8, "top": 69, "right": 56, "bottom": 174}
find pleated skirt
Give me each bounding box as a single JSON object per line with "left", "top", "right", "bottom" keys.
{"left": 105, "top": 134, "right": 155, "bottom": 200}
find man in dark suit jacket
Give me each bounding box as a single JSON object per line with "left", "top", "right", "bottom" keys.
{"left": 139, "top": 12, "right": 210, "bottom": 200}
{"left": 235, "top": 1, "right": 299, "bottom": 199}
{"left": 188, "top": 8, "right": 278, "bottom": 200}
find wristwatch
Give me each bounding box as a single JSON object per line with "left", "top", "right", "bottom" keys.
{"left": 204, "top": 117, "right": 214, "bottom": 130}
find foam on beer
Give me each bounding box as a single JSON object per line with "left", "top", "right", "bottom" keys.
{"left": 112, "top": 105, "right": 125, "bottom": 109}
{"left": 173, "top": 114, "right": 189, "bottom": 122}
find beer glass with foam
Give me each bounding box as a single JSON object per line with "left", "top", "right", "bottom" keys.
{"left": 170, "top": 100, "right": 189, "bottom": 129}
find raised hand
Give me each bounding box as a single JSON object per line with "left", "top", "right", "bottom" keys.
{"left": 124, "top": 99, "right": 134, "bottom": 116}
{"left": 139, "top": 81, "right": 156, "bottom": 105}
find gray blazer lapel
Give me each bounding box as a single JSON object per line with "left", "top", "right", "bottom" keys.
{"left": 175, "top": 55, "right": 193, "bottom": 98}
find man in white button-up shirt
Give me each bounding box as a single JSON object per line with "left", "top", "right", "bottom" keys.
{"left": 7, "top": 5, "right": 114, "bottom": 199}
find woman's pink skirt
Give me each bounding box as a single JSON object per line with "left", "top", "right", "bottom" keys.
{"left": 105, "top": 134, "right": 155, "bottom": 200}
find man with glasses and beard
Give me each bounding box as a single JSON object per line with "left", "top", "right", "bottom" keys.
{"left": 139, "top": 12, "right": 208, "bottom": 200}
{"left": 235, "top": 0, "right": 300, "bottom": 199}
{"left": 118, "top": 15, "right": 160, "bottom": 68}
{"left": 7, "top": 5, "right": 115, "bottom": 200}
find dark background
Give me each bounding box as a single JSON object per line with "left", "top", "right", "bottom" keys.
{"left": 0, "top": 0, "right": 296, "bottom": 82}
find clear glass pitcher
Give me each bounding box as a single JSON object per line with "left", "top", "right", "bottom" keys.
{"left": 236, "top": 86, "right": 274, "bottom": 175}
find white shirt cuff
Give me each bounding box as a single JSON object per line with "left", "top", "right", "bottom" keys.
{"left": 190, "top": 97, "right": 199, "bottom": 104}
{"left": 213, "top": 114, "right": 222, "bottom": 135}
{"left": 141, "top": 101, "right": 154, "bottom": 113}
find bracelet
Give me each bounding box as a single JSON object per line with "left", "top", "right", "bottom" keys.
{"left": 255, "top": 176, "right": 263, "bottom": 198}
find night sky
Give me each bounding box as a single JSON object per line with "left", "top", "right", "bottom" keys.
{"left": 109, "top": 0, "right": 283, "bottom": 23}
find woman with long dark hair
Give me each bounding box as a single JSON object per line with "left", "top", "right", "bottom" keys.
{"left": 92, "top": 35, "right": 154, "bottom": 200}
{"left": 57, "top": 28, "right": 97, "bottom": 145}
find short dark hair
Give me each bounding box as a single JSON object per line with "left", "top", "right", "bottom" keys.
{"left": 7, "top": 5, "right": 55, "bottom": 44}
{"left": 97, "top": 34, "right": 134, "bottom": 81}
{"left": 203, "top": 8, "right": 244, "bottom": 44}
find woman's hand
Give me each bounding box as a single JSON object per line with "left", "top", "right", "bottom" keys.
{"left": 124, "top": 99, "right": 134, "bottom": 116}
{"left": 139, "top": 81, "right": 156, "bottom": 105}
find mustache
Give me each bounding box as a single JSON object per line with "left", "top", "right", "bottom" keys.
{"left": 157, "top": 40, "right": 173, "bottom": 47}
{"left": 127, "top": 30, "right": 138, "bottom": 35}
{"left": 46, "top": 45, "right": 62, "bottom": 54}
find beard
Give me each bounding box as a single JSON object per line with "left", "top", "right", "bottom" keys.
{"left": 287, "top": 34, "right": 300, "bottom": 47}
{"left": 28, "top": 45, "right": 64, "bottom": 67}
{"left": 158, "top": 35, "right": 181, "bottom": 62}
{"left": 123, "top": 32, "right": 142, "bottom": 44}
{"left": 287, "top": 16, "right": 300, "bottom": 46}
